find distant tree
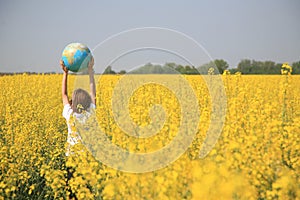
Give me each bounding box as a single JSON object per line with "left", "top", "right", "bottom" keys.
{"left": 214, "top": 59, "right": 229, "bottom": 74}
{"left": 251, "top": 60, "right": 263, "bottom": 74}
{"left": 103, "top": 66, "right": 116, "bottom": 74}
{"left": 118, "top": 70, "right": 127, "bottom": 74}
{"left": 185, "top": 65, "right": 199, "bottom": 74}
{"left": 185, "top": 65, "right": 192, "bottom": 74}
{"left": 275, "top": 63, "right": 283, "bottom": 74}
{"left": 292, "top": 61, "right": 300, "bottom": 74}
{"left": 175, "top": 65, "right": 186, "bottom": 74}
{"left": 163, "top": 62, "right": 178, "bottom": 74}
{"left": 229, "top": 68, "right": 239, "bottom": 74}
{"left": 198, "top": 62, "right": 215, "bottom": 74}
{"left": 198, "top": 59, "right": 228, "bottom": 74}
{"left": 129, "top": 63, "right": 163, "bottom": 74}
{"left": 164, "top": 62, "right": 177, "bottom": 69}
{"left": 144, "top": 62, "right": 153, "bottom": 68}
{"left": 237, "top": 59, "right": 281, "bottom": 74}
{"left": 237, "top": 59, "right": 252, "bottom": 74}
{"left": 156, "top": 64, "right": 164, "bottom": 73}
{"left": 263, "top": 61, "right": 277, "bottom": 74}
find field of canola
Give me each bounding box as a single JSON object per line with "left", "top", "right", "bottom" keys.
{"left": 0, "top": 74, "right": 299, "bottom": 199}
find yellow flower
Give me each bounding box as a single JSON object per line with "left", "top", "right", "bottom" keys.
{"left": 0, "top": 74, "right": 299, "bottom": 199}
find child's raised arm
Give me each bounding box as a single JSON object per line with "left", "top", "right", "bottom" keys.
{"left": 88, "top": 57, "right": 96, "bottom": 105}
{"left": 61, "top": 60, "right": 70, "bottom": 106}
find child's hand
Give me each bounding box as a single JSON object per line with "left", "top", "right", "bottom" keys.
{"left": 88, "top": 56, "right": 94, "bottom": 73}
{"left": 60, "top": 60, "right": 68, "bottom": 73}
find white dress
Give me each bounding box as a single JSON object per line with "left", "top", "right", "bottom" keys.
{"left": 62, "top": 103, "right": 96, "bottom": 156}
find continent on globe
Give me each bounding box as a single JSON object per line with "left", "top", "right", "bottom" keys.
{"left": 61, "top": 43, "right": 92, "bottom": 72}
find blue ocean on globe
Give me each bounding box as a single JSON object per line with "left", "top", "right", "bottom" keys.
{"left": 62, "top": 43, "right": 91, "bottom": 72}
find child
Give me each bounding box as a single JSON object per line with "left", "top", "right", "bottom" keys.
{"left": 61, "top": 57, "right": 96, "bottom": 156}
{"left": 61, "top": 57, "right": 96, "bottom": 200}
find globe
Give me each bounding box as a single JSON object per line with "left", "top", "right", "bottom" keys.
{"left": 61, "top": 43, "right": 92, "bottom": 72}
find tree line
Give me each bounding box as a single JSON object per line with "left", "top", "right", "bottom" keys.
{"left": 3, "top": 59, "right": 298, "bottom": 75}
{"left": 103, "top": 59, "right": 300, "bottom": 75}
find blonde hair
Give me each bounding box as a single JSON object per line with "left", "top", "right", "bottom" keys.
{"left": 71, "top": 88, "right": 92, "bottom": 114}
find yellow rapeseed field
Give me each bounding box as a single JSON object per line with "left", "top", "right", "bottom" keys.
{"left": 0, "top": 73, "right": 299, "bottom": 199}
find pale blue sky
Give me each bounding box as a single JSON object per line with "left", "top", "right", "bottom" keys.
{"left": 0, "top": 0, "right": 299, "bottom": 72}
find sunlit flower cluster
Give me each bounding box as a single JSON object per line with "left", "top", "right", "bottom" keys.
{"left": 222, "top": 69, "right": 231, "bottom": 75}
{"left": 0, "top": 73, "right": 299, "bottom": 199}
{"left": 281, "top": 63, "right": 292, "bottom": 75}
